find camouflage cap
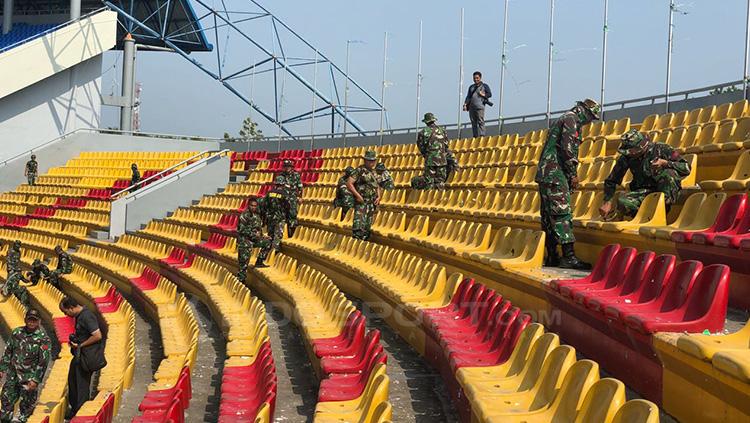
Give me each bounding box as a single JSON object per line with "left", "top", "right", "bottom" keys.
{"left": 13, "top": 240, "right": 21, "bottom": 248}
{"left": 25, "top": 309, "right": 42, "bottom": 321}
{"left": 577, "top": 98, "right": 601, "bottom": 120}
{"left": 31, "top": 154, "right": 36, "bottom": 159}
{"left": 375, "top": 162, "right": 386, "bottom": 171}
{"left": 344, "top": 166, "right": 355, "bottom": 176}
{"left": 422, "top": 112, "right": 437, "bottom": 124}
{"left": 282, "top": 159, "right": 294, "bottom": 167}
{"left": 363, "top": 150, "right": 377, "bottom": 161}
{"left": 274, "top": 175, "right": 286, "bottom": 185}
{"left": 618, "top": 129, "right": 651, "bottom": 157}
{"left": 32, "top": 258, "right": 42, "bottom": 266}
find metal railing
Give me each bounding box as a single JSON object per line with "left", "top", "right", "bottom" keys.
{"left": 0, "top": 128, "right": 220, "bottom": 167}
{"left": 250, "top": 78, "right": 746, "bottom": 142}
{"left": 0, "top": 7, "right": 110, "bottom": 54}
{"left": 109, "top": 149, "right": 229, "bottom": 199}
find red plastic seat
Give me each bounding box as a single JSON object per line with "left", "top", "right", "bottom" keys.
{"left": 587, "top": 255, "right": 676, "bottom": 312}
{"left": 713, "top": 205, "right": 750, "bottom": 248}
{"left": 625, "top": 264, "right": 730, "bottom": 334}
{"left": 449, "top": 312, "right": 531, "bottom": 369}
{"left": 439, "top": 299, "right": 510, "bottom": 349}
{"left": 571, "top": 251, "right": 656, "bottom": 306}
{"left": 419, "top": 278, "right": 475, "bottom": 320}
{"left": 132, "top": 397, "right": 184, "bottom": 423}
{"left": 548, "top": 244, "right": 621, "bottom": 292}
{"left": 423, "top": 283, "right": 487, "bottom": 332}
{"left": 96, "top": 289, "right": 124, "bottom": 314}
{"left": 559, "top": 247, "right": 638, "bottom": 299}
{"left": 160, "top": 247, "right": 187, "bottom": 266}
{"left": 313, "top": 313, "right": 366, "bottom": 357}
{"left": 672, "top": 194, "right": 747, "bottom": 243}
{"left": 319, "top": 330, "right": 381, "bottom": 375}
{"left": 131, "top": 267, "right": 161, "bottom": 292}
{"left": 52, "top": 316, "right": 75, "bottom": 345}
{"left": 433, "top": 291, "right": 502, "bottom": 335}
{"left": 318, "top": 351, "right": 387, "bottom": 402}
{"left": 139, "top": 367, "right": 192, "bottom": 411}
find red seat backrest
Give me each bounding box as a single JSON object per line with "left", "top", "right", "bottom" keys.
{"left": 680, "top": 264, "right": 730, "bottom": 322}
{"left": 655, "top": 260, "right": 703, "bottom": 312}
{"left": 709, "top": 193, "right": 748, "bottom": 233}
{"left": 630, "top": 254, "right": 677, "bottom": 303}
{"left": 613, "top": 251, "right": 656, "bottom": 293}
{"left": 597, "top": 247, "right": 638, "bottom": 288}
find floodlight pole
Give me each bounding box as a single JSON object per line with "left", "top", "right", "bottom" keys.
{"left": 311, "top": 49, "right": 318, "bottom": 150}
{"left": 120, "top": 33, "right": 136, "bottom": 132}
{"left": 379, "top": 32, "right": 389, "bottom": 146}
{"left": 665, "top": 0, "right": 675, "bottom": 113}
{"left": 744, "top": 0, "right": 750, "bottom": 98}
{"left": 546, "top": 0, "right": 555, "bottom": 127}
{"left": 600, "top": 0, "right": 609, "bottom": 121}
{"left": 498, "top": 0, "right": 509, "bottom": 134}
{"left": 457, "top": 8, "right": 465, "bottom": 140}
{"left": 415, "top": 20, "right": 423, "bottom": 140}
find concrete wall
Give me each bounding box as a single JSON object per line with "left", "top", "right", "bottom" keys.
{"left": 223, "top": 91, "right": 745, "bottom": 153}
{"left": 0, "top": 131, "right": 220, "bottom": 193}
{"left": 0, "top": 55, "right": 103, "bottom": 163}
{"left": 110, "top": 154, "right": 229, "bottom": 237}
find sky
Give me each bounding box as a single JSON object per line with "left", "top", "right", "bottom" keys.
{"left": 100, "top": 0, "right": 748, "bottom": 139}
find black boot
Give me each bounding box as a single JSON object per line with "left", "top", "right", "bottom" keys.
{"left": 544, "top": 240, "right": 560, "bottom": 267}
{"left": 559, "top": 243, "right": 592, "bottom": 271}
{"left": 254, "top": 257, "right": 269, "bottom": 268}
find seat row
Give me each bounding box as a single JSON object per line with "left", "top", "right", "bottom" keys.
{"left": 639, "top": 100, "right": 747, "bottom": 134}
{"left": 62, "top": 263, "right": 136, "bottom": 423}
{"left": 73, "top": 244, "right": 200, "bottom": 422}
{"left": 78, "top": 151, "right": 198, "bottom": 160}
{"left": 284, "top": 226, "right": 660, "bottom": 423}
{"left": 65, "top": 158, "right": 186, "bottom": 170}
{"left": 105, "top": 234, "right": 277, "bottom": 422}
{"left": 251, "top": 252, "right": 393, "bottom": 422}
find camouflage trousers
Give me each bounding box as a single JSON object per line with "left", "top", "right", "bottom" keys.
{"left": 288, "top": 196, "right": 299, "bottom": 227}
{"left": 26, "top": 174, "right": 36, "bottom": 186}
{"left": 538, "top": 182, "right": 575, "bottom": 245}
{"left": 411, "top": 166, "right": 447, "bottom": 190}
{"left": 2, "top": 275, "right": 29, "bottom": 308}
{"left": 333, "top": 193, "right": 355, "bottom": 219}
{"left": 352, "top": 202, "right": 377, "bottom": 240}
{"left": 0, "top": 374, "right": 38, "bottom": 423}
{"left": 267, "top": 220, "right": 285, "bottom": 251}
{"left": 617, "top": 170, "right": 682, "bottom": 217}
{"left": 237, "top": 237, "right": 272, "bottom": 282}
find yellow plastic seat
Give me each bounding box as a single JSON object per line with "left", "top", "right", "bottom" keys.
{"left": 676, "top": 320, "right": 750, "bottom": 361}
{"left": 489, "top": 230, "right": 544, "bottom": 270}
{"left": 639, "top": 114, "right": 658, "bottom": 132}
{"left": 712, "top": 350, "right": 750, "bottom": 383}
{"left": 479, "top": 357, "right": 599, "bottom": 421}
{"left": 611, "top": 399, "right": 660, "bottom": 423}
{"left": 702, "top": 150, "right": 750, "bottom": 190}
{"left": 713, "top": 102, "right": 733, "bottom": 122}
{"left": 600, "top": 192, "right": 666, "bottom": 233}
{"left": 685, "top": 122, "right": 719, "bottom": 153}
{"left": 701, "top": 120, "right": 737, "bottom": 153}
{"left": 638, "top": 192, "right": 705, "bottom": 238}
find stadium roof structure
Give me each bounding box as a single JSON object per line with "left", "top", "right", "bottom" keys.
{"left": 104, "top": 0, "right": 212, "bottom": 51}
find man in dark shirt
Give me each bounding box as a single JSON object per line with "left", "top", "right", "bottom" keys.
{"left": 463, "top": 71, "right": 492, "bottom": 137}
{"left": 59, "top": 296, "right": 103, "bottom": 418}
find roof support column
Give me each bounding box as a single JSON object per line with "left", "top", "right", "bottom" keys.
{"left": 70, "top": 0, "right": 80, "bottom": 20}
{"left": 3, "top": 0, "right": 13, "bottom": 35}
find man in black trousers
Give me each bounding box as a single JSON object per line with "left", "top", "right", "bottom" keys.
{"left": 60, "top": 296, "right": 104, "bottom": 418}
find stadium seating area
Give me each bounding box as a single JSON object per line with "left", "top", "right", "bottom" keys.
{"left": 0, "top": 98, "right": 749, "bottom": 422}
{"left": 0, "top": 23, "right": 56, "bottom": 51}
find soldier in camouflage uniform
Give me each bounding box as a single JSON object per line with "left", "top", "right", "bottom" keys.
{"left": 412, "top": 113, "right": 457, "bottom": 190}
{"left": 278, "top": 160, "right": 302, "bottom": 232}
{"left": 24, "top": 155, "right": 38, "bottom": 186}
{"left": 6, "top": 241, "right": 21, "bottom": 275}
{"left": 599, "top": 129, "right": 691, "bottom": 219}
{"left": 26, "top": 259, "right": 49, "bottom": 287}
{"left": 375, "top": 162, "right": 395, "bottom": 193}
{"left": 49, "top": 246, "right": 72, "bottom": 289}
{"left": 2, "top": 271, "right": 30, "bottom": 308}
{"left": 262, "top": 176, "right": 294, "bottom": 251}
{"left": 346, "top": 151, "right": 380, "bottom": 240}
{"left": 535, "top": 99, "right": 601, "bottom": 270}
{"left": 0, "top": 309, "right": 51, "bottom": 423}
{"left": 130, "top": 163, "right": 141, "bottom": 193}
{"left": 333, "top": 166, "right": 356, "bottom": 220}
{"left": 236, "top": 197, "right": 271, "bottom": 282}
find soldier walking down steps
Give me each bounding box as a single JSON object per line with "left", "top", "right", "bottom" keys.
{"left": 130, "top": 163, "right": 141, "bottom": 193}
{"left": 599, "top": 129, "right": 691, "bottom": 220}
{"left": 0, "top": 309, "right": 51, "bottom": 423}
{"left": 535, "top": 98, "right": 601, "bottom": 270}
{"left": 412, "top": 113, "right": 457, "bottom": 190}
{"left": 236, "top": 197, "right": 272, "bottom": 282}
{"left": 261, "top": 176, "right": 295, "bottom": 252}
{"left": 278, "top": 159, "right": 303, "bottom": 232}
{"left": 333, "top": 166, "right": 356, "bottom": 220}
{"left": 24, "top": 155, "right": 38, "bottom": 186}
{"left": 346, "top": 150, "right": 380, "bottom": 241}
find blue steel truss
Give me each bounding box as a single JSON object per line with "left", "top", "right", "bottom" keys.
{"left": 104, "top": 0, "right": 384, "bottom": 139}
